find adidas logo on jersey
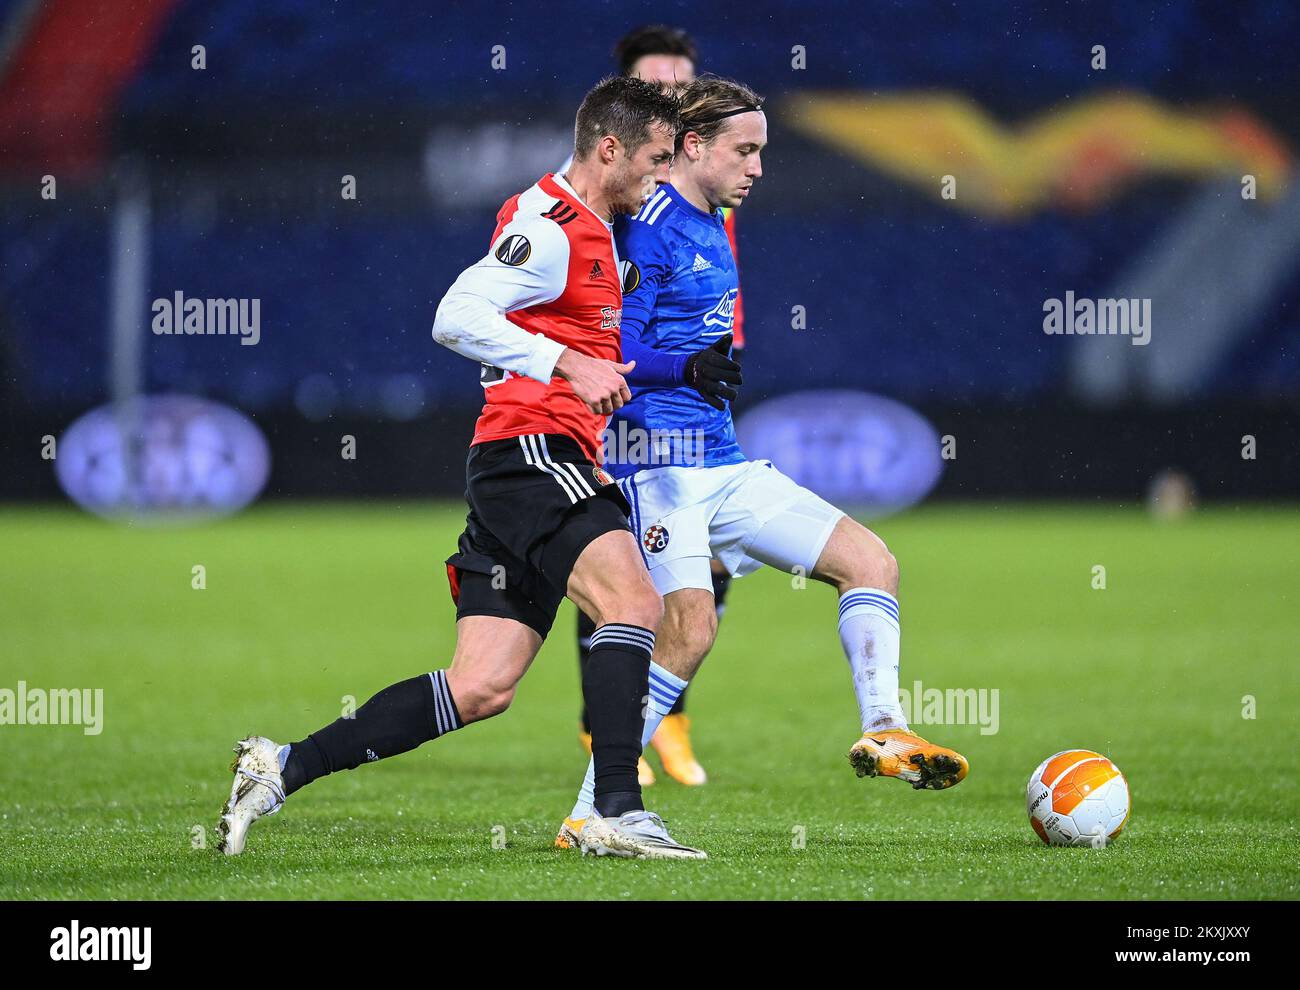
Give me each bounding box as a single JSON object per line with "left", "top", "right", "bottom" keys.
{"left": 589, "top": 260, "right": 603, "bottom": 279}
{"left": 543, "top": 201, "right": 577, "bottom": 226}
{"left": 692, "top": 253, "right": 712, "bottom": 273}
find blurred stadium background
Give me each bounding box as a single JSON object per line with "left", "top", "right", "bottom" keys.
{"left": 1, "top": 0, "right": 1297, "bottom": 511}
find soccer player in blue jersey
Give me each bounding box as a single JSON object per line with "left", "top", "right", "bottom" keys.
{"left": 562, "top": 75, "right": 969, "bottom": 858}
{"left": 566, "top": 25, "right": 737, "bottom": 790}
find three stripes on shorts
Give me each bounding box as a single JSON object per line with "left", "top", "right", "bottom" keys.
{"left": 519, "top": 433, "right": 595, "bottom": 504}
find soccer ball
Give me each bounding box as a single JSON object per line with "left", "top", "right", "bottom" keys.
{"left": 1026, "top": 749, "right": 1129, "bottom": 847}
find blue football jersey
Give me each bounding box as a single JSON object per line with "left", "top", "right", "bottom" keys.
{"left": 607, "top": 182, "right": 744, "bottom": 479}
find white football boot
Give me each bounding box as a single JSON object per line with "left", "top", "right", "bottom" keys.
{"left": 578, "top": 810, "right": 707, "bottom": 860}
{"left": 215, "top": 736, "right": 287, "bottom": 855}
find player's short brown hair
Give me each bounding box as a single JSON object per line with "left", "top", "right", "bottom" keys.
{"left": 614, "top": 25, "right": 699, "bottom": 77}
{"left": 677, "top": 74, "right": 765, "bottom": 150}
{"left": 573, "top": 75, "right": 682, "bottom": 161}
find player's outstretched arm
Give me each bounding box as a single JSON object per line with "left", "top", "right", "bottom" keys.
{"left": 620, "top": 332, "right": 742, "bottom": 410}
{"left": 619, "top": 320, "right": 742, "bottom": 409}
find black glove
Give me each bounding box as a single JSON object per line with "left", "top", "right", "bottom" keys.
{"left": 683, "top": 333, "right": 743, "bottom": 410}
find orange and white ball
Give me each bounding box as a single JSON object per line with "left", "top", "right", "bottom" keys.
{"left": 1026, "top": 750, "right": 1129, "bottom": 847}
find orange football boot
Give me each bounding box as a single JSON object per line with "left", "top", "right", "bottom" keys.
{"left": 849, "top": 728, "right": 968, "bottom": 790}
{"left": 650, "top": 714, "right": 707, "bottom": 786}
{"left": 555, "top": 816, "right": 584, "bottom": 850}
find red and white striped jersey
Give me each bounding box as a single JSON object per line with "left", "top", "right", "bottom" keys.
{"left": 433, "top": 172, "right": 622, "bottom": 462}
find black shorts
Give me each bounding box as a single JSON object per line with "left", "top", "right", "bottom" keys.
{"left": 445, "top": 432, "right": 632, "bottom": 638}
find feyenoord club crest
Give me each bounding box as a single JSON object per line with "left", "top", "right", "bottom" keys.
{"left": 591, "top": 466, "right": 614, "bottom": 487}
{"left": 643, "top": 524, "right": 669, "bottom": 554}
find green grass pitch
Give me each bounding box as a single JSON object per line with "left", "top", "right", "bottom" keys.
{"left": 1, "top": 502, "right": 1295, "bottom": 900}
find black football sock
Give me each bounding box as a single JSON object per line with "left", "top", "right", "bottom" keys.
{"left": 583, "top": 623, "right": 654, "bottom": 818}
{"left": 281, "top": 670, "right": 462, "bottom": 795}
{"left": 577, "top": 609, "right": 597, "bottom": 734}
{"left": 711, "top": 567, "right": 732, "bottom": 619}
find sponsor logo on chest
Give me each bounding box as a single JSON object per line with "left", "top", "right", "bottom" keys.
{"left": 703, "top": 287, "right": 738, "bottom": 330}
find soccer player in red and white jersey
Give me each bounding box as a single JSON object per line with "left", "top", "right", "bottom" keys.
{"left": 214, "top": 77, "right": 705, "bottom": 860}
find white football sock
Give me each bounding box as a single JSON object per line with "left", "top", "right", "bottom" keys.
{"left": 569, "top": 661, "right": 688, "bottom": 821}
{"left": 838, "top": 588, "right": 908, "bottom": 733}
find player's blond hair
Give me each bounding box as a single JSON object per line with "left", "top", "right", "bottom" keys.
{"left": 677, "top": 74, "right": 764, "bottom": 149}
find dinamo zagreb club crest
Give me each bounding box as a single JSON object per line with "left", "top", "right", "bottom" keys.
{"left": 643, "top": 524, "right": 670, "bottom": 554}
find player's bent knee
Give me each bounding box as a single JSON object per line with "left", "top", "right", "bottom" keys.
{"left": 817, "top": 518, "right": 900, "bottom": 594}
{"left": 847, "top": 541, "right": 897, "bottom": 592}
{"left": 613, "top": 581, "right": 664, "bottom": 632}
{"left": 875, "top": 545, "right": 900, "bottom": 590}
{"left": 446, "top": 618, "right": 537, "bottom": 723}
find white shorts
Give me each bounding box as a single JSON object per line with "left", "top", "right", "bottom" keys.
{"left": 618, "top": 459, "right": 845, "bottom": 597}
